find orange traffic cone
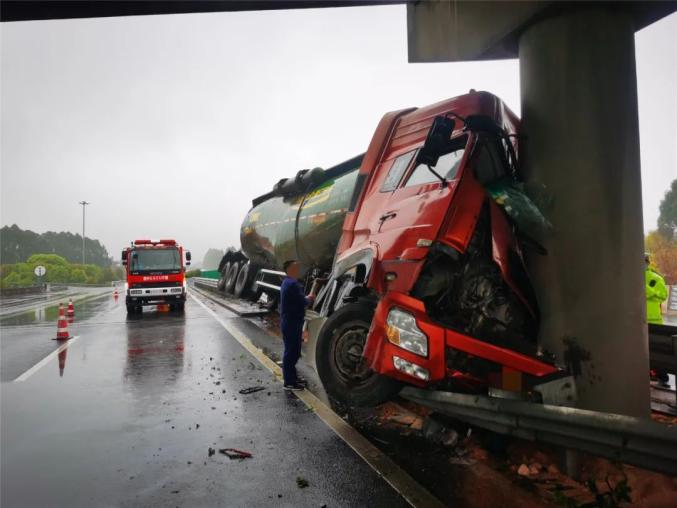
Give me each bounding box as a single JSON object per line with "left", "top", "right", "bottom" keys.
{"left": 67, "top": 298, "right": 75, "bottom": 319}
{"left": 54, "top": 303, "right": 71, "bottom": 340}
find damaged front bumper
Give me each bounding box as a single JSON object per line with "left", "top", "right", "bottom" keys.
{"left": 363, "top": 291, "right": 573, "bottom": 400}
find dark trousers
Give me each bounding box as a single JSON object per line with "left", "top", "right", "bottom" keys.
{"left": 281, "top": 321, "right": 303, "bottom": 385}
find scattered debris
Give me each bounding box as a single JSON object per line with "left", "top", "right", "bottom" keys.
{"left": 208, "top": 447, "right": 215, "bottom": 457}
{"left": 218, "top": 448, "right": 253, "bottom": 460}
{"left": 517, "top": 464, "right": 531, "bottom": 477}
{"left": 239, "top": 386, "right": 266, "bottom": 395}
{"left": 296, "top": 476, "right": 309, "bottom": 489}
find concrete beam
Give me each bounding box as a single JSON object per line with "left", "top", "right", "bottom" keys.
{"left": 407, "top": 1, "right": 677, "bottom": 63}
{"left": 0, "top": 0, "right": 408, "bottom": 22}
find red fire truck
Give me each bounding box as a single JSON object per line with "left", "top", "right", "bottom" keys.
{"left": 121, "top": 239, "right": 191, "bottom": 313}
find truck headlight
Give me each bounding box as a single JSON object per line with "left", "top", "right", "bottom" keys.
{"left": 385, "top": 308, "right": 428, "bottom": 357}
{"left": 393, "top": 356, "right": 429, "bottom": 381}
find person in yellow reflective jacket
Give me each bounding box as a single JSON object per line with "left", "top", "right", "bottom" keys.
{"left": 645, "top": 253, "right": 668, "bottom": 325}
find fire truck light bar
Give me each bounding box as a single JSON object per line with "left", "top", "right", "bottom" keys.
{"left": 133, "top": 239, "right": 176, "bottom": 246}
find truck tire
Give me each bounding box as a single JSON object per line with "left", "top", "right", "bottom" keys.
{"left": 217, "top": 262, "right": 230, "bottom": 291}
{"left": 234, "top": 262, "right": 259, "bottom": 299}
{"left": 224, "top": 262, "right": 240, "bottom": 295}
{"left": 126, "top": 304, "right": 135, "bottom": 314}
{"left": 316, "top": 301, "right": 401, "bottom": 407}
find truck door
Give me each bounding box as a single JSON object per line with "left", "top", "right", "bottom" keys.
{"left": 373, "top": 135, "right": 470, "bottom": 260}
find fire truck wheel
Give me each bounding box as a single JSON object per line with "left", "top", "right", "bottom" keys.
{"left": 316, "top": 302, "right": 401, "bottom": 407}
{"left": 176, "top": 302, "right": 185, "bottom": 312}
{"left": 224, "top": 262, "right": 240, "bottom": 295}
{"left": 126, "top": 304, "right": 135, "bottom": 314}
{"left": 217, "top": 262, "right": 230, "bottom": 292}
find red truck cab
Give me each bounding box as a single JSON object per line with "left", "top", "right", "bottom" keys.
{"left": 121, "top": 239, "right": 191, "bottom": 313}
{"left": 313, "top": 91, "right": 572, "bottom": 407}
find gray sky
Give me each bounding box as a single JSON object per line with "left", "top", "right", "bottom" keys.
{"left": 1, "top": 6, "right": 675, "bottom": 263}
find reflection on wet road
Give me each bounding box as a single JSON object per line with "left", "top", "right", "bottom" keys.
{"left": 1, "top": 293, "right": 115, "bottom": 382}
{"left": 1, "top": 291, "right": 408, "bottom": 507}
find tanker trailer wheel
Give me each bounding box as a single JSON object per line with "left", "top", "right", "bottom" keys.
{"left": 217, "top": 262, "right": 231, "bottom": 292}
{"left": 316, "top": 302, "right": 401, "bottom": 407}
{"left": 224, "top": 262, "right": 240, "bottom": 295}
{"left": 234, "top": 262, "right": 259, "bottom": 299}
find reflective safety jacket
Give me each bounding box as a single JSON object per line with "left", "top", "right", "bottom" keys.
{"left": 645, "top": 268, "right": 668, "bottom": 324}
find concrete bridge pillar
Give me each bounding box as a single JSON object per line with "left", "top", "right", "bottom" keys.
{"left": 519, "top": 7, "right": 649, "bottom": 417}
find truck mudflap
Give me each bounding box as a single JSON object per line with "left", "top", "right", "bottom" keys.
{"left": 363, "top": 291, "right": 559, "bottom": 387}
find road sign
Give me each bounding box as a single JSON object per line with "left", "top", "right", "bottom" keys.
{"left": 34, "top": 265, "right": 46, "bottom": 277}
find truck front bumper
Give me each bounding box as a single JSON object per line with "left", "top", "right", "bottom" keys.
{"left": 126, "top": 285, "right": 186, "bottom": 305}
{"left": 363, "top": 291, "right": 560, "bottom": 388}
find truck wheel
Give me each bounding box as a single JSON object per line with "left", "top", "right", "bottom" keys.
{"left": 217, "top": 262, "right": 230, "bottom": 291}
{"left": 234, "top": 262, "right": 259, "bottom": 299}
{"left": 316, "top": 302, "right": 401, "bottom": 407}
{"left": 126, "top": 304, "right": 135, "bottom": 314}
{"left": 224, "top": 262, "right": 240, "bottom": 295}
{"left": 176, "top": 301, "right": 185, "bottom": 312}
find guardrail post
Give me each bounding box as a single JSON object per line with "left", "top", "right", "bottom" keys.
{"left": 561, "top": 449, "right": 582, "bottom": 481}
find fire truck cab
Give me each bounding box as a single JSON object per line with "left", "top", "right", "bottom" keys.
{"left": 121, "top": 239, "right": 191, "bottom": 313}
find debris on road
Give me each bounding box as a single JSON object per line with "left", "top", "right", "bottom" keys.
{"left": 239, "top": 386, "right": 265, "bottom": 395}
{"left": 218, "top": 448, "right": 253, "bottom": 460}
{"left": 296, "top": 476, "right": 309, "bottom": 488}
{"left": 208, "top": 447, "right": 215, "bottom": 457}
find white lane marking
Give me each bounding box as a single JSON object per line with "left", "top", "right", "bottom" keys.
{"left": 13, "top": 336, "right": 80, "bottom": 383}
{"left": 189, "top": 291, "right": 444, "bottom": 508}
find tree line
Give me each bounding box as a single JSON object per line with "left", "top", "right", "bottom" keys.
{"left": 1, "top": 224, "right": 112, "bottom": 266}
{"left": 1, "top": 254, "right": 125, "bottom": 288}
{"left": 646, "top": 179, "right": 677, "bottom": 284}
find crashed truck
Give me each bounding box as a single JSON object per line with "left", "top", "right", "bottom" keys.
{"left": 217, "top": 91, "right": 574, "bottom": 407}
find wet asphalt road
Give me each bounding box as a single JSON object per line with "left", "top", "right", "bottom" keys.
{"left": 1, "top": 292, "right": 408, "bottom": 507}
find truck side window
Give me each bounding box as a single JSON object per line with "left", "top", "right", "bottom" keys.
{"left": 405, "top": 135, "right": 467, "bottom": 187}
{"left": 380, "top": 151, "right": 415, "bottom": 192}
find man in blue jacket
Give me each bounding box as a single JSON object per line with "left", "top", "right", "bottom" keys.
{"left": 280, "top": 260, "right": 314, "bottom": 391}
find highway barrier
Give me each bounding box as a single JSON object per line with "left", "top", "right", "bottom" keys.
{"left": 401, "top": 387, "right": 677, "bottom": 476}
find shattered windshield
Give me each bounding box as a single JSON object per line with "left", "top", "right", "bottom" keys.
{"left": 131, "top": 248, "right": 181, "bottom": 273}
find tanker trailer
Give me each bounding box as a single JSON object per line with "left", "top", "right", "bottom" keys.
{"left": 216, "top": 155, "right": 363, "bottom": 301}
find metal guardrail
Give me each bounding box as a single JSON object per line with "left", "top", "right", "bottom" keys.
{"left": 192, "top": 277, "right": 219, "bottom": 289}
{"left": 401, "top": 388, "right": 677, "bottom": 475}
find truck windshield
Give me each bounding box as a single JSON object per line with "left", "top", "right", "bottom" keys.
{"left": 131, "top": 248, "right": 181, "bottom": 273}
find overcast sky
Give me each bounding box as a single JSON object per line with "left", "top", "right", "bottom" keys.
{"left": 2, "top": 6, "right": 675, "bottom": 263}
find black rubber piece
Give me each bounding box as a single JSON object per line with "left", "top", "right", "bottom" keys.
{"left": 224, "top": 262, "right": 240, "bottom": 295}
{"left": 234, "top": 262, "right": 253, "bottom": 298}
{"left": 217, "top": 261, "right": 230, "bottom": 292}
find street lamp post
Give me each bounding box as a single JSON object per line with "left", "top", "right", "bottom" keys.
{"left": 79, "top": 201, "right": 90, "bottom": 265}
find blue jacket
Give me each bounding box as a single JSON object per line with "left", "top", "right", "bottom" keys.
{"left": 280, "top": 277, "right": 309, "bottom": 329}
